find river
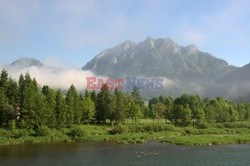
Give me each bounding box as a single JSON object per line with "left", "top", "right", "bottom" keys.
{"left": 0, "top": 141, "right": 250, "bottom": 166}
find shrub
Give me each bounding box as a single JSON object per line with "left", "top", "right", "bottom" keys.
{"left": 212, "top": 123, "right": 225, "bottom": 129}
{"left": 0, "top": 129, "right": 10, "bottom": 138}
{"left": 223, "top": 122, "right": 250, "bottom": 128}
{"left": 36, "top": 125, "right": 51, "bottom": 136}
{"left": 109, "top": 124, "right": 128, "bottom": 135}
{"left": 127, "top": 123, "right": 176, "bottom": 133}
{"left": 196, "top": 122, "right": 210, "bottom": 129}
{"left": 11, "top": 129, "right": 29, "bottom": 138}
{"left": 69, "top": 126, "right": 89, "bottom": 137}
{"left": 8, "top": 120, "right": 16, "bottom": 131}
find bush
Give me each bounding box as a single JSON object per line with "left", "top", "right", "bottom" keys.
{"left": 8, "top": 120, "right": 16, "bottom": 131}
{"left": 0, "top": 129, "right": 10, "bottom": 138}
{"left": 109, "top": 124, "right": 128, "bottom": 135}
{"left": 69, "top": 126, "right": 89, "bottom": 137}
{"left": 196, "top": 122, "right": 210, "bottom": 129}
{"left": 212, "top": 123, "right": 225, "bottom": 128}
{"left": 11, "top": 129, "right": 29, "bottom": 138}
{"left": 36, "top": 125, "right": 51, "bottom": 136}
{"left": 127, "top": 123, "right": 176, "bottom": 133}
{"left": 223, "top": 122, "right": 250, "bottom": 128}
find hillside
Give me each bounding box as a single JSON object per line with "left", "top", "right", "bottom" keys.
{"left": 83, "top": 37, "right": 237, "bottom": 98}
{"left": 205, "top": 63, "right": 250, "bottom": 101}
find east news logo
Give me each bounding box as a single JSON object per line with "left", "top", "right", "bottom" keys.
{"left": 86, "top": 77, "right": 164, "bottom": 90}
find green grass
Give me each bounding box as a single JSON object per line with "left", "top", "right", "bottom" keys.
{"left": 162, "top": 134, "right": 250, "bottom": 146}
{"left": 2, "top": 121, "right": 250, "bottom": 146}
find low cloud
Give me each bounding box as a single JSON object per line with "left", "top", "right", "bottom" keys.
{"left": 0, "top": 64, "right": 176, "bottom": 91}
{"left": 131, "top": 75, "right": 176, "bottom": 90}
{"left": 0, "top": 64, "right": 107, "bottom": 91}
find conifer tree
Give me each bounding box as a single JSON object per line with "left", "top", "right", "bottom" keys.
{"left": 114, "top": 88, "right": 125, "bottom": 123}
{"left": 0, "top": 71, "right": 17, "bottom": 126}
{"left": 82, "top": 96, "right": 95, "bottom": 124}
{"left": 84, "top": 89, "right": 90, "bottom": 98}
{"left": 66, "top": 85, "right": 82, "bottom": 125}
{"left": 55, "top": 90, "right": 67, "bottom": 127}
{"left": 96, "top": 84, "right": 115, "bottom": 124}
{"left": 0, "top": 88, "right": 8, "bottom": 126}
{"left": 18, "top": 73, "right": 39, "bottom": 128}
{"left": 6, "top": 78, "right": 19, "bottom": 109}
{"left": 41, "top": 85, "right": 57, "bottom": 127}
{"left": 0, "top": 69, "right": 9, "bottom": 93}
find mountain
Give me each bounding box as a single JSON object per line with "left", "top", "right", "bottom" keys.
{"left": 83, "top": 37, "right": 235, "bottom": 80}
{"left": 205, "top": 63, "right": 250, "bottom": 101}
{"left": 10, "top": 57, "right": 43, "bottom": 69}
{"left": 6, "top": 57, "right": 62, "bottom": 72}
{"left": 83, "top": 37, "right": 237, "bottom": 98}
{"left": 1, "top": 57, "right": 80, "bottom": 92}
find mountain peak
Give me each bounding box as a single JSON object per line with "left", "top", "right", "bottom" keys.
{"left": 120, "top": 40, "right": 135, "bottom": 51}
{"left": 10, "top": 57, "right": 42, "bottom": 68}
{"left": 143, "top": 36, "right": 155, "bottom": 48}
{"left": 183, "top": 44, "right": 198, "bottom": 55}
{"left": 146, "top": 36, "right": 154, "bottom": 41}
{"left": 154, "top": 37, "right": 181, "bottom": 53}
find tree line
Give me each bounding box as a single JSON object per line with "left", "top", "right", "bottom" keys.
{"left": 0, "top": 70, "right": 145, "bottom": 129}
{"left": 0, "top": 69, "right": 250, "bottom": 129}
{"left": 148, "top": 95, "right": 250, "bottom": 126}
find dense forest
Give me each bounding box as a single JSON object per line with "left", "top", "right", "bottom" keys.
{"left": 0, "top": 69, "right": 250, "bottom": 131}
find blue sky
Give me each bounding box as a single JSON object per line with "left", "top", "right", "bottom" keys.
{"left": 0, "top": 0, "right": 249, "bottom": 68}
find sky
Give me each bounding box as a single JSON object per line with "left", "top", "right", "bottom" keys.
{"left": 0, "top": 0, "right": 250, "bottom": 68}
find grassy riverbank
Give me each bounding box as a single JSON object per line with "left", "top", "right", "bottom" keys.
{"left": 162, "top": 134, "right": 250, "bottom": 146}
{"left": 1, "top": 122, "right": 250, "bottom": 146}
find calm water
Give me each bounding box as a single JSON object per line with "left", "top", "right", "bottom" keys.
{"left": 0, "top": 141, "right": 250, "bottom": 166}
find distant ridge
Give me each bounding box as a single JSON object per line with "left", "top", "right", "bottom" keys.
{"left": 205, "top": 62, "right": 250, "bottom": 101}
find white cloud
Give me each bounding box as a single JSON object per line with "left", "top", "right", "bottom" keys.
{"left": 133, "top": 75, "right": 176, "bottom": 90}
{"left": 2, "top": 64, "right": 107, "bottom": 90}
{"left": 161, "top": 77, "right": 175, "bottom": 88}
{"left": 42, "top": 56, "right": 68, "bottom": 68}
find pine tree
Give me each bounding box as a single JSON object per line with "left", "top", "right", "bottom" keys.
{"left": 82, "top": 96, "right": 95, "bottom": 124}
{"left": 66, "top": 85, "right": 82, "bottom": 125}
{"left": 0, "top": 88, "right": 8, "bottom": 126}
{"left": 55, "top": 90, "right": 67, "bottom": 127}
{"left": 84, "top": 89, "right": 90, "bottom": 98}
{"left": 18, "top": 73, "right": 40, "bottom": 129}
{"left": 0, "top": 69, "right": 9, "bottom": 93}
{"left": 114, "top": 88, "right": 125, "bottom": 124}
{"left": 131, "top": 86, "right": 141, "bottom": 101}
{"left": 33, "top": 93, "right": 46, "bottom": 127}
{"left": 0, "top": 70, "right": 16, "bottom": 127}
{"left": 90, "top": 90, "right": 97, "bottom": 104}
{"left": 96, "top": 84, "right": 115, "bottom": 124}
{"left": 41, "top": 85, "right": 57, "bottom": 128}
{"left": 6, "top": 78, "right": 19, "bottom": 109}
{"left": 90, "top": 90, "right": 97, "bottom": 114}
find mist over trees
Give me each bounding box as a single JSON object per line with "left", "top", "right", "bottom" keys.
{"left": 0, "top": 69, "right": 250, "bottom": 130}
